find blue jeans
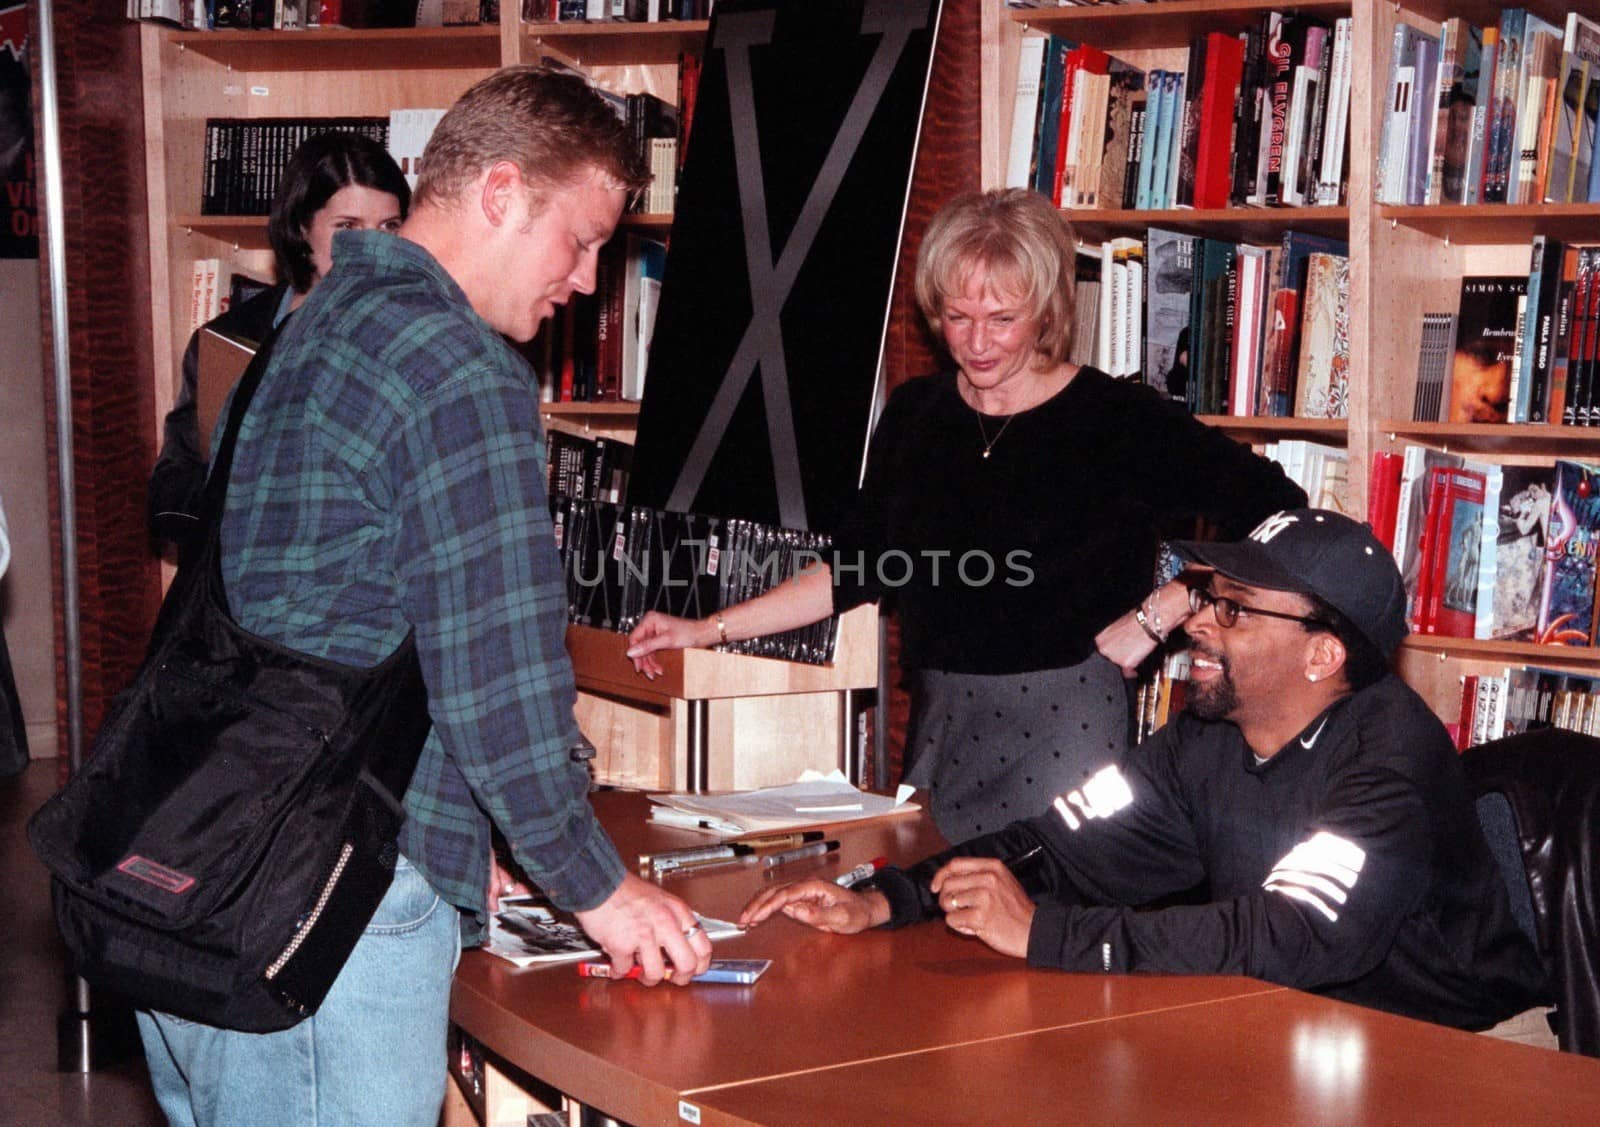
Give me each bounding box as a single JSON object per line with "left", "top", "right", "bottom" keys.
{"left": 137, "top": 857, "right": 460, "bottom": 1127}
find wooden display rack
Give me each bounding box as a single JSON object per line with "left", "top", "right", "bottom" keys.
{"left": 567, "top": 604, "right": 878, "bottom": 794}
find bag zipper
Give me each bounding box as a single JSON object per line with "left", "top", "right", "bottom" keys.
{"left": 265, "top": 841, "right": 354, "bottom": 979}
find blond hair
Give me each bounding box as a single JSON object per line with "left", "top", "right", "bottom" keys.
{"left": 413, "top": 66, "right": 650, "bottom": 212}
{"left": 914, "top": 189, "right": 1078, "bottom": 363}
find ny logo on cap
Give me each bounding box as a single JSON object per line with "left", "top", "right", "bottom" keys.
{"left": 1250, "top": 512, "right": 1300, "bottom": 544}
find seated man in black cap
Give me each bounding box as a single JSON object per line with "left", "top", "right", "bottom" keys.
{"left": 740, "top": 509, "right": 1549, "bottom": 1031}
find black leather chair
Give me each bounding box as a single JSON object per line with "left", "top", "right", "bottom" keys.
{"left": 1463, "top": 727, "right": 1600, "bottom": 1057}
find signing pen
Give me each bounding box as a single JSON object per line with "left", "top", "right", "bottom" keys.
{"left": 729, "top": 830, "right": 825, "bottom": 850}
{"left": 761, "top": 840, "right": 840, "bottom": 868}
{"left": 653, "top": 853, "right": 757, "bottom": 876}
{"left": 835, "top": 856, "right": 888, "bottom": 888}
{"left": 639, "top": 843, "right": 755, "bottom": 872}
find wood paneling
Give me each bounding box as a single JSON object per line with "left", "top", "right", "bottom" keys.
{"left": 39, "top": 0, "right": 161, "bottom": 775}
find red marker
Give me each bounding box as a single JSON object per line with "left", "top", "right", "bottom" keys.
{"left": 835, "top": 856, "right": 888, "bottom": 888}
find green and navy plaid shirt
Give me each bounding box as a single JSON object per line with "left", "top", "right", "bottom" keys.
{"left": 218, "top": 230, "right": 625, "bottom": 941}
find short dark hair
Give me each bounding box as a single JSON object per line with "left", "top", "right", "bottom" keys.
{"left": 1302, "top": 592, "right": 1389, "bottom": 691}
{"left": 268, "top": 131, "right": 411, "bottom": 292}
{"left": 413, "top": 66, "right": 649, "bottom": 213}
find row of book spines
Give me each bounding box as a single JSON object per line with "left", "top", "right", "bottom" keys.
{"left": 1379, "top": 10, "right": 1600, "bottom": 206}
{"left": 537, "top": 0, "right": 708, "bottom": 21}
{"left": 535, "top": 234, "right": 664, "bottom": 404}
{"left": 551, "top": 499, "right": 838, "bottom": 665}
{"left": 1156, "top": 230, "right": 1349, "bottom": 420}
{"left": 547, "top": 431, "right": 633, "bottom": 507}
{"left": 1415, "top": 243, "right": 1600, "bottom": 428}
{"left": 1133, "top": 651, "right": 1190, "bottom": 744}
{"left": 1373, "top": 452, "right": 1600, "bottom": 646}
{"left": 139, "top": 0, "right": 496, "bottom": 30}
{"left": 199, "top": 118, "right": 388, "bottom": 217}
{"left": 1012, "top": 13, "right": 1352, "bottom": 213}
{"left": 1454, "top": 666, "right": 1600, "bottom": 750}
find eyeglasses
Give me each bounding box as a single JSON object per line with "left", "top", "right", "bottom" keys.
{"left": 1190, "top": 586, "right": 1327, "bottom": 631}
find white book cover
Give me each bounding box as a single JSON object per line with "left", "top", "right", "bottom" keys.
{"left": 1316, "top": 18, "right": 1353, "bottom": 205}
{"left": 1096, "top": 241, "right": 1114, "bottom": 374}
{"left": 1125, "top": 251, "right": 1143, "bottom": 380}
{"left": 1280, "top": 65, "right": 1318, "bottom": 205}
{"left": 1006, "top": 35, "right": 1048, "bottom": 189}
{"left": 487, "top": 903, "right": 741, "bottom": 968}
{"left": 1473, "top": 463, "right": 1505, "bottom": 640}
{"left": 387, "top": 108, "right": 447, "bottom": 191}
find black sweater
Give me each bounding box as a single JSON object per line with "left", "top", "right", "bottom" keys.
{"left": 829, "top": 368, "right": 1306, "bottom": 673}
{"left": 872, "top": 675, "right": 1549, "bottom": 1031}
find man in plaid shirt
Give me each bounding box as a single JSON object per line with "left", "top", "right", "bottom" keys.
{"left": 137, "top": 68, "right": 712, "bottom": 1126}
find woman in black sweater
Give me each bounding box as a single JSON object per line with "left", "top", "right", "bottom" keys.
{"left": 627, "top": 189, "right": 1304, "bottom": 840}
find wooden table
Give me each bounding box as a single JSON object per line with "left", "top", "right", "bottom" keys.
{"left": 450, "top": 792, "right": 1600, "bottom": 1126}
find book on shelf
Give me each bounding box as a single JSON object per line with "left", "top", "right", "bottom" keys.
{"left": 1368, "top": 450, "right": 1403, "bottom": 552}
{"left": 1402, "top": 35, "right": 1440, "bottom": 205}
{"left": 1313, "top": 17, "right": 1354, "bottom": 207}
{"left": 1097, "top": 63, "right": 1146, "bottom": 211}
{"left": 387, "top": 108, "right": 447, "bottom": 192}
{"left": 621, "top": 234, "right": 666, "bottom": 402}
{"left": 1258, "top": 230, "right": 1347, "bottom": 418}
{"left": 1051, "top": 42, "right": 1111, "bottom": 207}
{"left": 1462, "top": 26, "right": 1499, "bottom": 204}
{"left": 1291, "top": 251, "right": 1349, "bottom": 420}
{"left": 1447, "top": 275, "right": 1527, "bottom": 424}
{"left": 1482, "top": 10, "right": 1530, "bottom": 204}
{"left": 1279, "top": 21, "right": 1329, "bottom": 208}
{"left": 1266, "top": 439, "right": 1349, "bottom": 516}
{"left": 1537, "top": 459, "right": 1600, "bottom": 646}
{"left": 1477, "top": 463, "right": 1553, "bottom": 642}
{"left": 1392, "top": 446, "right": 1463, "bottom": 629}
{"left": 1422, "top": 465, "right": 1487, "bottom": 638}
{"left": 1514, "top": 23, "right": 1564, "bottom": 205}
{"left": 202, "top": 117, "right": 389, "bottom": 216}
{"left": 1518, "top": 235, "right": 1566, "bottom": 423}
{"left": 1005, "top": 34, "right": 1049, "bottom": 189}
{"left": 1376, "top": 22, "right": 1434, "bottom": 204}
{"left": 1426, "top": 18, "right": 1484, "bottom": 205}
{"left": 1189, "top": 32, "right": 1245, "bottom": 211}
{"left": 1033, "top": 37, "right": 1074, "bottom": 200}
{"left": 1411, "top": 311, "right": 1457, "bottom": 422}
{"left": 1231, "top": 20, "right": 1268, "bottom": 208}
{"left": 1143, "top": 227, "right": 1195, "bottom": 403}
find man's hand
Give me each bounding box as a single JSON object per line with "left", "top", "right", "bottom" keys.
{"left": 930, "top": 857, "right": 1036, "bottom": 959}
{"left": 487, "top": 850, "right": 530, "bottom": 915}
{"left": 625, "top": 611, "right": 713, "bottom": 679}
{"left": 739, "top": 879, "right": 889, "bottom": 934}
{"left": 574, "top": 873, "right": 714, "bottom": 986}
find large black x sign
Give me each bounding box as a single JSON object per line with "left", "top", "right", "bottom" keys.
{"left": 666, "top": 0, "right": 934, "bottom": 529}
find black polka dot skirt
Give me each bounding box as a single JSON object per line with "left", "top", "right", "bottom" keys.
{"left": 903, "top": 654, "right": 1132, "bottom": 843}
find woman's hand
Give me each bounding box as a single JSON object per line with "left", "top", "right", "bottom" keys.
{"left": 625, "top": 611, "right": 714, "bottom": 678}
{"left": 1095, "top": 579, "right": 1195, "bottom": 678}
{"left": 739, "top": 879, "right": 890, "bottom": 934}
{"left": 930, "top": 857, "right": 1036, "bottom": 959}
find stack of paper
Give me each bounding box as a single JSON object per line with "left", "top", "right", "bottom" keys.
{"left": 648, "top": 770, "right": 918, "bottom": 835}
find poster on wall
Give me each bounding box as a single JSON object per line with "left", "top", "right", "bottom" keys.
{"left": 627, "top": 0, "right": 943, "bottom": 535}
{"left": 0, "top": 2, "right": 37, "bottom": 260}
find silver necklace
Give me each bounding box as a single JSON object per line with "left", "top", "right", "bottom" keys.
{"left": 976, "top": 410, "right": 1016, "bottom": 459}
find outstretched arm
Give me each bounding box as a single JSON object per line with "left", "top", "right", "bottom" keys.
{"left": 625, "top": 564, "right": 837, "bottom": 678}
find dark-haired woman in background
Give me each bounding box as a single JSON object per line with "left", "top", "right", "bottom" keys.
{"left": 148, "top": 131, "right": 411, "bottom": 551}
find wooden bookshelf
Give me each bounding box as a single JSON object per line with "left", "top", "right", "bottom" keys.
{"left": 169, "top": 26, "right": 503, "bottom": 71}
{"left": 983, "top": 0, "right": 1600, "bottom": 728}
{"left": 1062, "top": 206, "right": 1350, "bottom": 244}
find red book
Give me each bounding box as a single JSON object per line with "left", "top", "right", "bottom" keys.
{"left": 1052, "top": 45, "right": 1111, "bottom": 205}
{"left": 1412, "top": 465, "right": 1451, "bottom": 633}
{"left": 1423, "top": 466, "right": 1488, "bottom": 638}
{"left": 1454, "top": 673, "right": 1479, "bottom": 751}
{"left": 1192, "top": 32, "right": 1247, "bottom": 209}
{"left": 1367, "top": 450, "right": 1404, "bottom": 551}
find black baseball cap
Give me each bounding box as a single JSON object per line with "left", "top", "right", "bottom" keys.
{"left": 1173, "top": 509, "right": 1408, "bottom": 657}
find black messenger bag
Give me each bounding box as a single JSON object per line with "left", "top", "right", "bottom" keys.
{"left": 28, "top": 331, "right": 431, "bottom": 1032}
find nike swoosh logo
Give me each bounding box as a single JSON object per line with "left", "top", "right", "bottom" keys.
{"left": 1300, "top": 717, "right": 1331, "bottom": 749}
